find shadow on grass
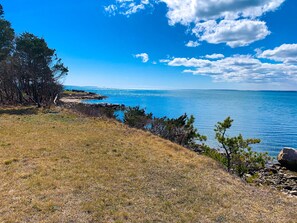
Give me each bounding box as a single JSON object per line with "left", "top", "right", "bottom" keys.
{"left": 0, "top": 107, "right": 38, "bottom": 115}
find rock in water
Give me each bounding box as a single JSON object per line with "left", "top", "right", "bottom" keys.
{"left": 277, "top": 148, "right": 297, "bottom": 171}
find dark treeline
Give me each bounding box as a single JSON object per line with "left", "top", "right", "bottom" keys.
{"left": 0, "top": 5, "right": 68, "bottom": 106}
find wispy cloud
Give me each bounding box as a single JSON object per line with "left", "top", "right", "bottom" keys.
{"left": 104, "top": 5, "right": 117, "bottom": 16}
{"left": 134, "top": 53, "right": 149, "bottom": 63}
{"left": 204, "top": 54, "right": 225, "bottom": 59}
{"left": 104, "top": 0, "right": 153, "bottom": 16}
{"left": 185, "top": 40, "right": 200, "bottom": 48}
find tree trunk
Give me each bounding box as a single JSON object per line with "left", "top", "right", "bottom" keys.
{"left": 227, "top": 154, "right": 231, "bottom": 172}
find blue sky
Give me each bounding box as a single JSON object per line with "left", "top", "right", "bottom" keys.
{"left": 2, "top": 0, "right": 297, "bottom": 90}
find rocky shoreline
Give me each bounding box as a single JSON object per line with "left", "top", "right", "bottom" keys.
{"left": 247, "top": 163, "right": 297, "bottom": 196}
{"left": 60, "top": 89, "right": 125, "bottom": 109}
{"left": 60, "top": 89, "right": 107, "bottom": 103}
{"left": 246, "top": 147, "right": 297, "bottom": 197}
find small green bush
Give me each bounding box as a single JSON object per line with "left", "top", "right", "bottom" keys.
{"left": 151, "top": 114, "right": 206, "bottom": 147}
{"left": 245, "top": 173, "right": 260, "bottom": 183}
{"left": 124, "top": 107, "right": 206, "bottom": 147}
{"left": 124, "top": 106, "right": 152, "bottom": 129}
{"left": 214, "top": 117, "right": 270, "bottom": 176}
{"left": 201, "top": 144, "right": 227, "bottom": 166}
{"left": 70, "top": 103, "right": 117, "bottom": 119}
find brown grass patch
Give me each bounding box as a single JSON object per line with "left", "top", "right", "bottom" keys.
{"left": 0, "top": 107, "right": 296, "bottom": 222}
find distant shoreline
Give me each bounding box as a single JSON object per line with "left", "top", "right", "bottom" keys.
{"left": 60, "top": 89, "right": 107, "bottom": 104}
{"left": 60, "top": 89, "right": 125, "bottom": 110}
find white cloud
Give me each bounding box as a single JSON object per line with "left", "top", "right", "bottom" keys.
{"left": 168, "top": 57, "right": 211, "bottom": 67}
{"left": 193, "top": 20, "right": 270, "bottom": 47}
{"left": 259, "top": 44, "right": 297, "bottom": 64}
{"left": 161, "top": 54, "right": 297, "bottom": 83}
{"left": 159, "top": 59, "right": 170, "bottom": 63}
{"left": 185, "top": 40, "right": 200, "bottom": 47}
{"left": 124, "top": 3, "right": 145, "bottom": 15}
{"left": 160, "top": 0, "right": 285, "bottom": 25}
{"left": 104, "top": 0, "right": 285, "bottom": 47}
{"left": 104, "top": 5, "right": 117, "bottom": 16}
{"left": 105, "top": 0, "right": 152, "bottom": 16}
{"left": 204, "top": 53, "right": 225, "bottom": 59}
{"left": 104, "top": 0, "right": 285, "bottom": 22}
{"left": 135, "top": 53, "right": 149, "bottom": 63}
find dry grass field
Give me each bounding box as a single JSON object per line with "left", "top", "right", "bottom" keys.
{"left": 0, "top": 107, "right": 296, "bottom": 222}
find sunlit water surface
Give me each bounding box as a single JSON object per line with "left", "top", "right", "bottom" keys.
{"left": 66, "top": 87, "right": 297, "bottom": 157}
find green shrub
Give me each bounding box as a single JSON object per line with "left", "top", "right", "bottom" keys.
{"left": 70, "top": 103, "right": 117, "bottom": 119}
{"left": 124, "top": 106, "right": 152, "bottom": 129}
{"left": 201, "top": 144, "right": 227, "bottom": 166}
{"left": 123, "top": 107, "right": 206, "bottom": 147}
{"left": 245, "top": 173, "right": 260, "bottom": 184}
{"left": 151, "top": 114, "right": 206, "bottom": 147}
{"left": 214, "top": 117, "right": 270, "bottom": 176}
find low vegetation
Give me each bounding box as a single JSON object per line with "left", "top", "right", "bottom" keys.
{"left": 214, "top": 117, "right": 270, "bottom": 176}
{"left": 124, "top": 106, "right": 207, "bottom": 147}
{"left": 68, "top": 103, "right": 117, "bottom": 119}
{"left": 150, "top": 114, "right": 207, "bottom": 147}
{"left": 0, "top": 107, "right": 296, "bottom": 222}
{"left": 123, "top": 106, "right": 269, "bottom": 177}
{"left": 124, "top": 106, "right": 152, "bottom": 129}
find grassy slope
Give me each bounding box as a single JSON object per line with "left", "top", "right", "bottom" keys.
{"left": 0, "top": 107, "right": 296, "bottom": 223}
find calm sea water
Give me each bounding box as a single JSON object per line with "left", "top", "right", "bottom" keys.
{"left": 66, "top": 86, "right": 297, "bottom": 157}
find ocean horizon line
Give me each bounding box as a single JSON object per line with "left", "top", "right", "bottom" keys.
{"left": 64, "top": 85, "right": 297, "bottom": 93}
